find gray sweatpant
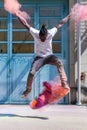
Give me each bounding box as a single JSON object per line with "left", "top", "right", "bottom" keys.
{"left": 26, "top": 54, "right": 67, "bottom": 91}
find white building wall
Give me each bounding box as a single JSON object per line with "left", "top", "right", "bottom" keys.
{"left": 69, "top": 0, "right": 87, "bottom": 103}
{"left": 75, "top": 0, "right": 87, "bottom": 87}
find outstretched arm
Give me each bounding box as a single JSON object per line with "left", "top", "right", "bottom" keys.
{"left": 15, "top": 11, "right": 31, "bottom": 31}
{"left": 57, "top": 14, "right": 70, "bottom": 29}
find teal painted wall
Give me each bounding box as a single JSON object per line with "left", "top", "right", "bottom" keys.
{"left": 0, "top": 0, "right": 69, "bottom": 104}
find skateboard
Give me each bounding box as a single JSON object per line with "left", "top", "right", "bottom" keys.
{"left": 30, "top": 81, "right": 70, "bottom": 109}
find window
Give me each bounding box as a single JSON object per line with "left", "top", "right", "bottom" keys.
{"left": 0, "top": 7, "right": 7, "bottom": 53}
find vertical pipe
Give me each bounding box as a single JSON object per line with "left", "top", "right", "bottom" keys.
{"left": 7, "top": 13, "right": 12, "bottom": 103}
{"left": 77, "top": 0, "right": 81, "bottom": 105}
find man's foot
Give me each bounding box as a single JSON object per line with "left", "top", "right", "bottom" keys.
{"left": 21, "top": 89, "right": 31, "bottom": 98}
{"left": 62, "top": 81, "right": 70, "bottom": 90}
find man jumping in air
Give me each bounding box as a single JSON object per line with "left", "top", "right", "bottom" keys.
{"left": 16, "top": 12, "right": 70, "bottom": 98}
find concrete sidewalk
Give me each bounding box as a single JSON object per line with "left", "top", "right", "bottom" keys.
{"left": 0, "top": 104, "right": 87, "bottom": 130}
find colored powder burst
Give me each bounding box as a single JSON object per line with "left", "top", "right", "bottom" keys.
{"left": 70, "top": 3, "right": 87, "bottom": 23}
{"left": 4, "top": 0, "right": 30, "bottom": 23}
{"left": 43, "top": 76, "right": 70, "bottom": 103}
{"left": 4, "top": 0, "right": 21, "bottom": 14}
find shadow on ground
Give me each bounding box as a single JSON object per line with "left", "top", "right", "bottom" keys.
{"left": 0, "top": 113, "right": 49, "bottom": 120}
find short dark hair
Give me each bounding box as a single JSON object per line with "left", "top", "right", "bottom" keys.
{"left": 39, "top": 24, "right": 47, "bottom": 36}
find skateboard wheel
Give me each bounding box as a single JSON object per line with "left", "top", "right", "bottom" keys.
{"left": 30, "top": 99, "right": 37, "bottom": 109}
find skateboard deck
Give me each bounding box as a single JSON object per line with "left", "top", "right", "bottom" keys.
{"left": 30, "top": 81, "right": 70, "bottom": 109}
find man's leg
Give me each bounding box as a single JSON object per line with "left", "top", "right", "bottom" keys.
{"left": 22, "top": 56, "right": 44, "bottom": 98}
{"left": 43, "top": 55, "right": 68, "bottom": 88}
{"left": 21, "top": 73, "right": 34, "bottom": 98}
{"left": 57, "top": 62, "right": 68, "bottom": 88}
{"left": 53, "top": 57, "right": 68, "bottom": 88}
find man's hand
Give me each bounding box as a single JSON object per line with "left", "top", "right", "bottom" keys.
{"left": 57, "top": 14, "right": 70, "bottom": 29}
{"left": 15, "top": 11, "right": 30, "bottom": 30}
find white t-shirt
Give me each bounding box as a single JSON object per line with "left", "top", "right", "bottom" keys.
{"left": 30, "top": 27, "right": 57, "bottom": 57}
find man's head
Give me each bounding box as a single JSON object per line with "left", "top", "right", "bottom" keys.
{"left": 39, "top": 24, "right": 47, "bottom": 42}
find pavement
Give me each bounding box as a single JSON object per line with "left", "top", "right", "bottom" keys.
{"left": 0, "top": 104, "right": 87, "bottom": 130}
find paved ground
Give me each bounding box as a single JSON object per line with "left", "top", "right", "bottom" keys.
{"left": 0, "top": 104, "right": 87, "bottom": 130}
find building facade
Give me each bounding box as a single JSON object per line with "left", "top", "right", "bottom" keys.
{"left": 70, "top": 0, "right": 87, "bottom": 104}
{"left": 0, "top": 0, "right": 87, "bottom": 104}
